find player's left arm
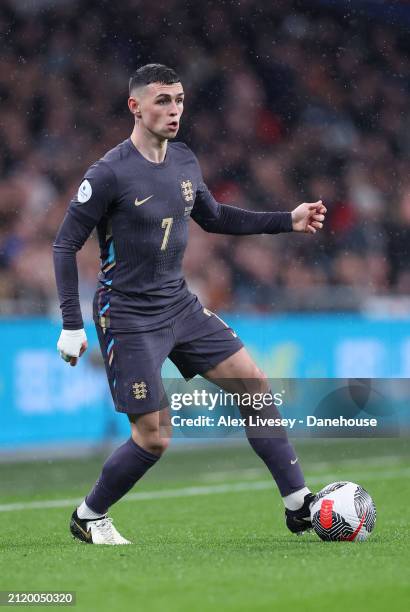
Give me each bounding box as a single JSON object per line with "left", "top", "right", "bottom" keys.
{"left": 191, "top": 182, "right": 326, "bottom": 235}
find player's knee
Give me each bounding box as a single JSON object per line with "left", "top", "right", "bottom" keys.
{"left": 257, "top": 370, "right": 270, "bottom": 394}
{"left": 129, "top": 408, "right": 172, "bottom": 457}
{"left": 131, "top": 430, "right": 170, "bottom": 457}
{"left": 242, "top": 366, "right": 270, "bottom": 394}
{"left": 143, "top": 435, "right": 170, "bottom": 457}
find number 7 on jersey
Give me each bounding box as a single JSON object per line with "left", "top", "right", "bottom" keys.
{"left": 161, "top": 217, "right": 174, "bottom": 250}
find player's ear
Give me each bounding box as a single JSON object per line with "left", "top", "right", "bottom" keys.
{"left": 128, "top": 95, "right": 141, "bottom": 117}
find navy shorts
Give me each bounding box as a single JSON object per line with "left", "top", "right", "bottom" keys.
{"left": 95, "top": 300, "right": 243, "bottom": 414}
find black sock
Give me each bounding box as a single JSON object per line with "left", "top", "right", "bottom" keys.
{"left": 242, "top": 403, "right": 305, "bottom": 497}
{"left": 85, "top": 437, "right": 160, "bottom": 514}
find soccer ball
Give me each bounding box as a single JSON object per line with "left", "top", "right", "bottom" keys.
{"left": 310, "top": 481, "right": 376, "bottom": 542}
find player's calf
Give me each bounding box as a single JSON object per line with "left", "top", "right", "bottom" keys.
{"left": 70, "top": 409, "right": 170, "bottom": 545}
{"left": 82, "top": 435, "right": 163, "bottom": 517}
{"left": 70, "top": 436, "right": 161, "bottom": 544}
{"left": 204, "top": 350, "right": 313, "bottom": 533}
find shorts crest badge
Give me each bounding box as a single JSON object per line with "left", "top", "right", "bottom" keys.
{"left": 132, "top": 381, "right": 147, "bottom": 400}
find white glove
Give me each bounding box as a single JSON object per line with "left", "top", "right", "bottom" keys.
{"left": 57, "top": 328, "right": 88, "bottom": 363}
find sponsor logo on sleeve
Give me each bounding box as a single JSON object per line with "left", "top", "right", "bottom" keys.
{"left": 77, "top": 179, "right": 92, "bottom": 203}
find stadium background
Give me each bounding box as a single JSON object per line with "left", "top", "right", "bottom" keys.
{"left": 0, "top": 2, "right": 409, "bottom": 611}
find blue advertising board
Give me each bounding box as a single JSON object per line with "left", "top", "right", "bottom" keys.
{"left": 0, "top": 315, "right": 409, "bottom": 449}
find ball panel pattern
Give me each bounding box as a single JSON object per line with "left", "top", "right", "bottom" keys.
{"left": 312, "top": 509, "right": 355, "bottom": 541}
{"left": 313, "top": 482, "right": 348, "bottom": 502}
{"left": 354, "top": 486, "right": 377, "bottom": 533}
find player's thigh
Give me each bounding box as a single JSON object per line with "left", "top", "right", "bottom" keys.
{"left": 170, "top": 305, "right": 244, "bottom": 379}
{"left": 203, "top": 346, "right": 269, "bottom": 395}
{"left": 204, "top": 348, "right": 282, "bottom": 426}
{"left": 128, "top": 407, "right": 172, "bottom": 455}
{"left": 95, "top": 323, "right": 172, "bottom": 414}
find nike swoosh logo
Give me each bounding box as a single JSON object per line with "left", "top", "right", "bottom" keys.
{"left": 74, "top": 519, "right": 92, "bottom": 541}
{"left": 134, "top": 195, "right": 153, "bottom": 207}
{"left": 291, "top": 458, "right": 299, "bottom": 465}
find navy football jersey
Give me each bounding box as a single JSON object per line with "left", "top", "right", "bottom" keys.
{"left": 53, "top": 138, "right": 292, "bottom": 330}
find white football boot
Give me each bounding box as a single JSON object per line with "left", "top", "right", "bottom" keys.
{"left": 70, "top": 510, "right": 131, "bottom": 545}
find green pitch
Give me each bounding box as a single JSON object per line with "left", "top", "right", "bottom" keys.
{"left": 0, "top": 438, "right": 409, "bottom": 612}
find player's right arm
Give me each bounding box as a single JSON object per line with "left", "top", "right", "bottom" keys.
{"left": 53, "top": 161, "right": 117, "bottom": 366}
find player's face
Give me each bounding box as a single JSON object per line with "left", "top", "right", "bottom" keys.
{"left": 135, "top": 82, "right": 184, "bottom": 139}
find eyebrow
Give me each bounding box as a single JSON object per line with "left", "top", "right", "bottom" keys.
{"left": 154, "top": 92, "right": 185, "bottom": 99}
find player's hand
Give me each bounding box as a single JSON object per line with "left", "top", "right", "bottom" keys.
{"left": 57, "top": 328, "right": 88, "bottom": 367}
{"left": 291, "top": 200, "right": 327, "bottom": 234}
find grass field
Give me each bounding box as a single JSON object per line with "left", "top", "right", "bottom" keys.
{"left": 0, "top": 438, "right": 409, "bottom": 611}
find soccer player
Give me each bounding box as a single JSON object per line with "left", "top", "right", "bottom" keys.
{"left": 53, "top": 64, "right": 326, "bottom": 545}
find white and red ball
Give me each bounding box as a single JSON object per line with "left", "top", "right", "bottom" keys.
{"left": 311, "top": 481, "right": 376, "bottom": 542}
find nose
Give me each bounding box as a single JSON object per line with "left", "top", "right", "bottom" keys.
{"left": 169, "top": 102, "right": 179, "bottom": 116}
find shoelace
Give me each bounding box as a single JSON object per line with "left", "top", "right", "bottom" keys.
{"left": 93, "top": 517, "right": 117, "bottom": 544}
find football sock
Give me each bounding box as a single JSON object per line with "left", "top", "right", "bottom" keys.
{"left": 85, "top": 437, "right": 160, "bottom": 514}
{"left": 282, "top": 486, "right": 312, "bottom": 510}
{"left": 243, "top": 403, "right": 307, "bottom": 498}
{"left": 77, "top": 500, "right": 105, "bottom": 520}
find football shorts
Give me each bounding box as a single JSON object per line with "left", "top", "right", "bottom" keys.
{"left": 95, "top": 298, "right": 243, "bottom": 414}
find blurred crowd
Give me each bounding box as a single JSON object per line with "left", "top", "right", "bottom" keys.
{"left": 1, "top": 0, "right": 410, "bottom": 317}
